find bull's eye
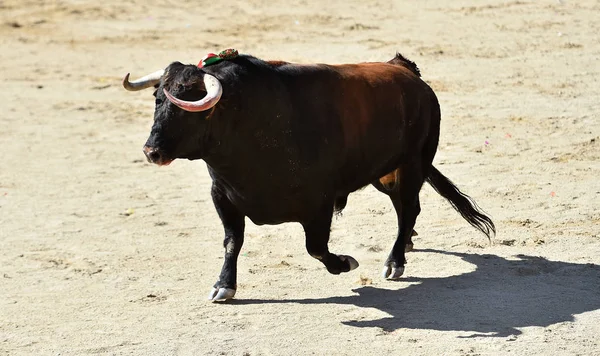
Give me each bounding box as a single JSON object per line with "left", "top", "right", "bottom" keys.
{"left": 155, "top": 98, "right": 163, "bottom": 106}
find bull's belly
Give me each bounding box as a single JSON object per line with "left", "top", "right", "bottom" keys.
{"left": 237, "top": 203, "right": 311, "bottom": 226}
{"left": 212, "top": 152, "right": 407, "bottom": 225}
{"left": 225, "top": 189, "right": 321, "bottom": 225}
{"left": 245, "top": 213, "right": 292, "bottom": 226}
{"left": 224, "top": 174, "right": 383, "bottom": 225}
{"left": 339, "top": 154, "right": 408, "bottom": 193}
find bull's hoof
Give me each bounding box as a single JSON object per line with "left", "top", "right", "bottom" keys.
{"left": 340, "top": 255, "right": 359, "bottom": 271}
{"left": 382, "top": 263, "right": 405, "bottom": 280}
{"left": 208, "top": 287, "right": 236, "bottom": 302}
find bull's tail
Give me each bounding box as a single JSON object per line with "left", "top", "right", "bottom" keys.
{"left": 426, "top": 166, "right": 496, "bottom": 239}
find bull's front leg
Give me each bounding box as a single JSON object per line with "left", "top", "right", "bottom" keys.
{"left": 302, "top": 201, "right": 359, "bottom": 274}
{"left": 208, "top": 183, "right": 245, "bottom": 302}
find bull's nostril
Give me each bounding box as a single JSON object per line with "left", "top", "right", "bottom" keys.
{"left": 148, "top": 150, "right": 161, "bottom": 162}
{"left": 143, "top": 146, "right": 162, "bottom": 163}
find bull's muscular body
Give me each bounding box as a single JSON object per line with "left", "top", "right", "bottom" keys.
{"left": 202, "top": 61, "right": 437, "bottom": 225}
{"left": 124, "top": 53, "right": 494, "bottom": 301}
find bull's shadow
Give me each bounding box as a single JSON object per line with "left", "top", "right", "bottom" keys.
{"left": 235, "top": 249, "right": 600, "bottom": 337}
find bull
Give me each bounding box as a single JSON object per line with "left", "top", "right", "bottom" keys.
{"left": 122, "top": 51, "right": 495, "bottom": 301}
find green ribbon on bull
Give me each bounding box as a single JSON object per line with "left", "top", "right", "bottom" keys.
{"left": 198, "top": 48, "right": 239, "bottom": 68}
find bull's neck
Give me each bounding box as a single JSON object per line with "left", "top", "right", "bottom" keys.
{"left": 200, "top": 119, "right": 247, "bottom": 178}
{"left": 202, "top": 146, "right": 254, "bottom": 197}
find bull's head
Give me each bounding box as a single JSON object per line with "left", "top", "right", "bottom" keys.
{"left": 122, "top": 62, "right": 223, "bottom": 165}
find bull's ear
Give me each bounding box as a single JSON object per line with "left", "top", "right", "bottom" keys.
{"left": 195, "top": 79, "right": 208, "bottom": 93}
{"left": 152, "top": 89, "right": 158, "bottom": 97}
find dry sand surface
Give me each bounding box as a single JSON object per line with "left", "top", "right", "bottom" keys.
{"left": 1, "top": 0, "right": 600, "bottom": 355}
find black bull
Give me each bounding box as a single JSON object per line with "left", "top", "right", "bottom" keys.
{"left": 122, "top": 53, "right": 495, "bottom": 301}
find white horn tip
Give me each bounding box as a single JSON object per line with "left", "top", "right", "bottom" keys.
{"left": 122, "top": 73, "right": 131, "bottom": 89}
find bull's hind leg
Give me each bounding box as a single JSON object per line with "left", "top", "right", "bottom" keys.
{"left": 373, "top": 163, "right": 425, "bottom": 280}
{"left": 208, "top": 182, "right": 245, "bottom": 302}
{"left": 377, "top": 170, "right": 418, "bottom": 252}
{"left": 302, "top": 201, "right": 359, "bottom": 274}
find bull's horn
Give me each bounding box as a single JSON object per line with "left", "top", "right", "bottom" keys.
{"left": 162, "top": 74, "right": 222, "bottom": 113}
{"left": 122, "top": 69, "right": 165, "bottom": 91}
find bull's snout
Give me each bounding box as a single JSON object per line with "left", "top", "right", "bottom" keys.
{"left": 143, "top": 146, "right": 172, "bottom": 166}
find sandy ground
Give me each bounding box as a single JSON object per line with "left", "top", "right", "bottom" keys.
{"left": 1, "top": 0, "right": 600, "bottom": 355}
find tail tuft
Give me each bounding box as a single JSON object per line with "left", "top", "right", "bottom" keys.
{"left": 426, "top": 166, "right": 496, "bottom": 239}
